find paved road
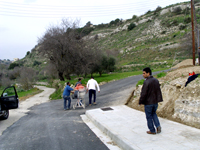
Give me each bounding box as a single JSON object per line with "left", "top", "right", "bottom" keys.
{"left": 0, "top": 71, "right": 164, "bottom": 150}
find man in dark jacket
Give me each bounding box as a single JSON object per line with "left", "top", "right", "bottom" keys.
{"left": 139, "top": 67, "right": 163, "bottom": 134}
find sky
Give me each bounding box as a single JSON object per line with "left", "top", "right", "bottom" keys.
{"left": 0, "top": 0, "right": 190, "bottom": 60}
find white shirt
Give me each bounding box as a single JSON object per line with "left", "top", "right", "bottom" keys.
{"left": 86, "top": 79, "right": 100, "bottom": 91}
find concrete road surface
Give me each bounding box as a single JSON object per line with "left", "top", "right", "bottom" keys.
{"left": 0, "top": 71, "right": 164, "bottom": 150}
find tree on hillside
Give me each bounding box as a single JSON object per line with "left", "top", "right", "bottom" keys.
{"left": 38, "top": 18, "right": 103, "bottom": 81}
{"left": 18, "top": 67, "right": 36, "bottom": 90}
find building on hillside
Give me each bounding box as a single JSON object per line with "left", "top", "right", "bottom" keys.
{"left": 13, "top": 58, "right": 19, "bottom": 62}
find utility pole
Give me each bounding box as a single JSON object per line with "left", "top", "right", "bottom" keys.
{"left": 191, "top": 0, "right": 195, "bottom": 65}
{"left": 192, "top": 1, "right": 200, "bottom": 65}
{"left": 199, "top": 47, "right": 200, "bottom": 65}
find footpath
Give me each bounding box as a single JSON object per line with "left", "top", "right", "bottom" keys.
{"left": 81, "top": 105, "right": 200, "bottom": 150}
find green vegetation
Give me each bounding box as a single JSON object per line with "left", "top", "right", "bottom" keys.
{"left": 156, "top": 72, "right": 167, "bottom": 78}
{"left": 128, "top": 23, "right": 136, "bottom": 31}
{"left": 0, "top": 87, "right": 42, "bottom": 100}
{"left": 136, "top": 79, "right": 145, "bottom": 87}
{"left": 136, "top": 71, "right": 167, "bottom": 87}
{"left": 49, "top": 68, "right": 168, "bottom": 100}
{"left": 17, "top": 87, "right": 42, "bottom": 99}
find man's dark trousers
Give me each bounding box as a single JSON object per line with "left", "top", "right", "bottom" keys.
{"left": 144, "top": 103, "right": 160, "bottom": 133}
{"left": 89, "top": 89, "right": 96, "bottom": 104}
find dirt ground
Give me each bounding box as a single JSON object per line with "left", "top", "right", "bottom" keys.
{"left": 126, "top": 59, "right": 200, "bottom": 129}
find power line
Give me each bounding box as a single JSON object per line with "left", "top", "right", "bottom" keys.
{"left": 0, "top": 0, "right": 184, "bottom": 8}
{"left": 0, "top": 0, "right": 190, "bottom": 18}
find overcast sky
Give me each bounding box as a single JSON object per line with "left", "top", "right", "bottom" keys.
{"left": 0, "top": 0, "right": 189, "bottom": 60}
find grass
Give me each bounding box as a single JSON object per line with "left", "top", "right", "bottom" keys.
{"left": 156, "top": 72, "right": 167, "bottom": 78}
{"left": 136, "top": 79, "right": 145, "bottom": 87}
{"left": 50, "top": 68, "right": 168, "bottom": 100}
{"left": 0, "top": 87, "right": 43, "bottom": 101}
{"left": 17, "top": 87, "right": 42, "bottom": 98}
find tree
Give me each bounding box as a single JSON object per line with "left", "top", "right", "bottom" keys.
{"left": 107, "top": 57, "right": 116, "bottom": 72}
{"left": 154, "top": 6, "right": 162, "bottom": 14}
{"left": 128, "top": 23, "right": 136, "bottom": 31}
{"left": 38, "top": 18, "right": 102, "bottom": 81}
{"left": 17, "top": 67, "right": 36, "bottom": 90}
{"left": 26, "top": 51, "right": 30, "bottom": 56}
{"left": 38, "top": 19, "right": 79, "bottom": 80}
{"left": 85, "top": 21, "right": 92, "bottom": 27}
{"left": 8, "top": 62, "right": 20, "bottom": 70}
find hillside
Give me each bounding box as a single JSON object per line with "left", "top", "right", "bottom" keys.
{"left": 16, "top": 1, "right": 200, "bottom": 73}
{"left": 87, "top": 1, "right": 200, "bottom": 70}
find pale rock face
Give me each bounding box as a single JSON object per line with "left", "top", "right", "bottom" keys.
{"left": 128, "top": 64, "right": 200, "bottom": 128}
{"left": 160, "top": 8, "right": 170, "bottom": 15}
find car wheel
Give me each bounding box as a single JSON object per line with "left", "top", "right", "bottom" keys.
{"left": 0, "top": 110, "right": 9, "bottom": 120}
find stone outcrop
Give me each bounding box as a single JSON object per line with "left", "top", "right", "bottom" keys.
{"left": 126, "top": 60, "right": 200, "bottom": 129}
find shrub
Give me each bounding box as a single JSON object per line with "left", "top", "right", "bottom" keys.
{"left": 145, "top": 10, "right": 151, "bottom": 15}
{"left": 161, "top": 31, "right": 166, "bottom": 34}
{"left": 17, "top": 67, "right": 36, "bottom": 90}
{"left": 128, "top": 23, "right": 136, "bottom": 31}
{"left": 184, "top": 17, "right": 191, "bottom": 24}
{"left": 33, "top": 60, "right": 42, "bottom": 67}
{"left": 156, "top": 72, "right": 167, "bottom": 78}
{"left": 8, "top": 62, "right": 20, "bottom": 70}
{"left": 136, "top": 79, "right": 145, "bottom": 87}
{"left": 179, "top": 24, "right": 186, "bottom": 30}
{"left": 173, "top": 6, "right": 182, "bottom": 15}
{"left": 0, "top": 76, "right": 12, "bottom": 88}
{"left": 154, "top": 6, "right": 162, "bottom": 14}
{"left": 132, "top": 15, "right": 137, "bottom": 20}
{"left": 26, "top": 51, "right": 30, "bottom": 56}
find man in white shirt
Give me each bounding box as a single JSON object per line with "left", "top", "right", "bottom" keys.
{"left": 86, "top": 76, "right": 100, "bottom": 106}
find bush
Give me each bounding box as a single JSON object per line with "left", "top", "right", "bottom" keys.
{"left": 136, "top": 79, "right": 145, "bottom": 87}
{"left": 156, "top": 72, "right": 167, "bottom": 78}
{"left": 17, "top": 67, "right": 36, "bottom": 90}
{"left": 145, "top": 10, "right": 151, "bottom": 15}
{"left": 173, "top": 6, "right": 182, "bottom": 15}
{"left": 132, "top": 15, "right": 137, "bottom": 20}
{"left": 184, "top": 17, "right": 191, "bottom": 24}
{"left": 0, "top": 76, "right": 12, "bottom": 88}
{"left": 109, "top": 18, "right": 121, "bottom": 26}
{"left": 154, "top": 6, "right": 162, "bottom": 14}
{"left": 26, "top": 51, "right": 30, "bottom": 56}
{"left": 33, "top": 60, "right": 42, "bottom": 67}
{"left": 161, "top": 31, "right": 166, "bottom": 34}
{"left": 8, "top": 62, "right": 20, "bottom": 70}
{"left": 76, "top": 27, "right": 94, "bottom": 37}
{"left": 128, "top": 23, "right": 136, "bottom": 31}
{"left": 179, "top": 24, "right": 186, "bottom": 30}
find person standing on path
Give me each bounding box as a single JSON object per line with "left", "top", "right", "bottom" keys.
{"left": 86, "top": 77, "right": 100, "bottom": 106}
{"left": 75, "top": 78, "right": 82, "bottom": 87}
{"left": 63, "top": 82, "right": 74, "bottom": 110}
{"left": 139, "top": 67, "right": 163, "bottom": 134}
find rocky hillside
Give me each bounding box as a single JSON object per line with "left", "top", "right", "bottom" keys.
{"left": 126, "top": 59, "right": 200, "bottom": 129}
{"left": 87, "top": 1, "right": 200, "bottom": 69}
{"left": 17, "top": 1, "right": 200, "bottom": 72}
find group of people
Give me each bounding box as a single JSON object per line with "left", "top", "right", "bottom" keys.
{"left": 62, "top": 77, "right": 100, "bottom": 110}
{"left": 63, "top": 67, "right": 163, "bottom": 135}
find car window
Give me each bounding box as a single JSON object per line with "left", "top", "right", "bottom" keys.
{"left": 2, "top": 87, "right": 16, "bottom": 97}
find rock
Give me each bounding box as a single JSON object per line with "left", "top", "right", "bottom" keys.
{"left": 160, "top": 8, "right": 170, "bottom": 15}
{"left": 176, "top": 84, "right": 182, "bottom": 88}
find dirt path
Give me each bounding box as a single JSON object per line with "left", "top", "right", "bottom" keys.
{"left": 0, "top": 86, "right": 55, "bottom": 136}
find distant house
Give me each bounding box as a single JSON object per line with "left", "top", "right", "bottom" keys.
{"left": 13, "top": 58, "right": 19, "bottom": 62}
